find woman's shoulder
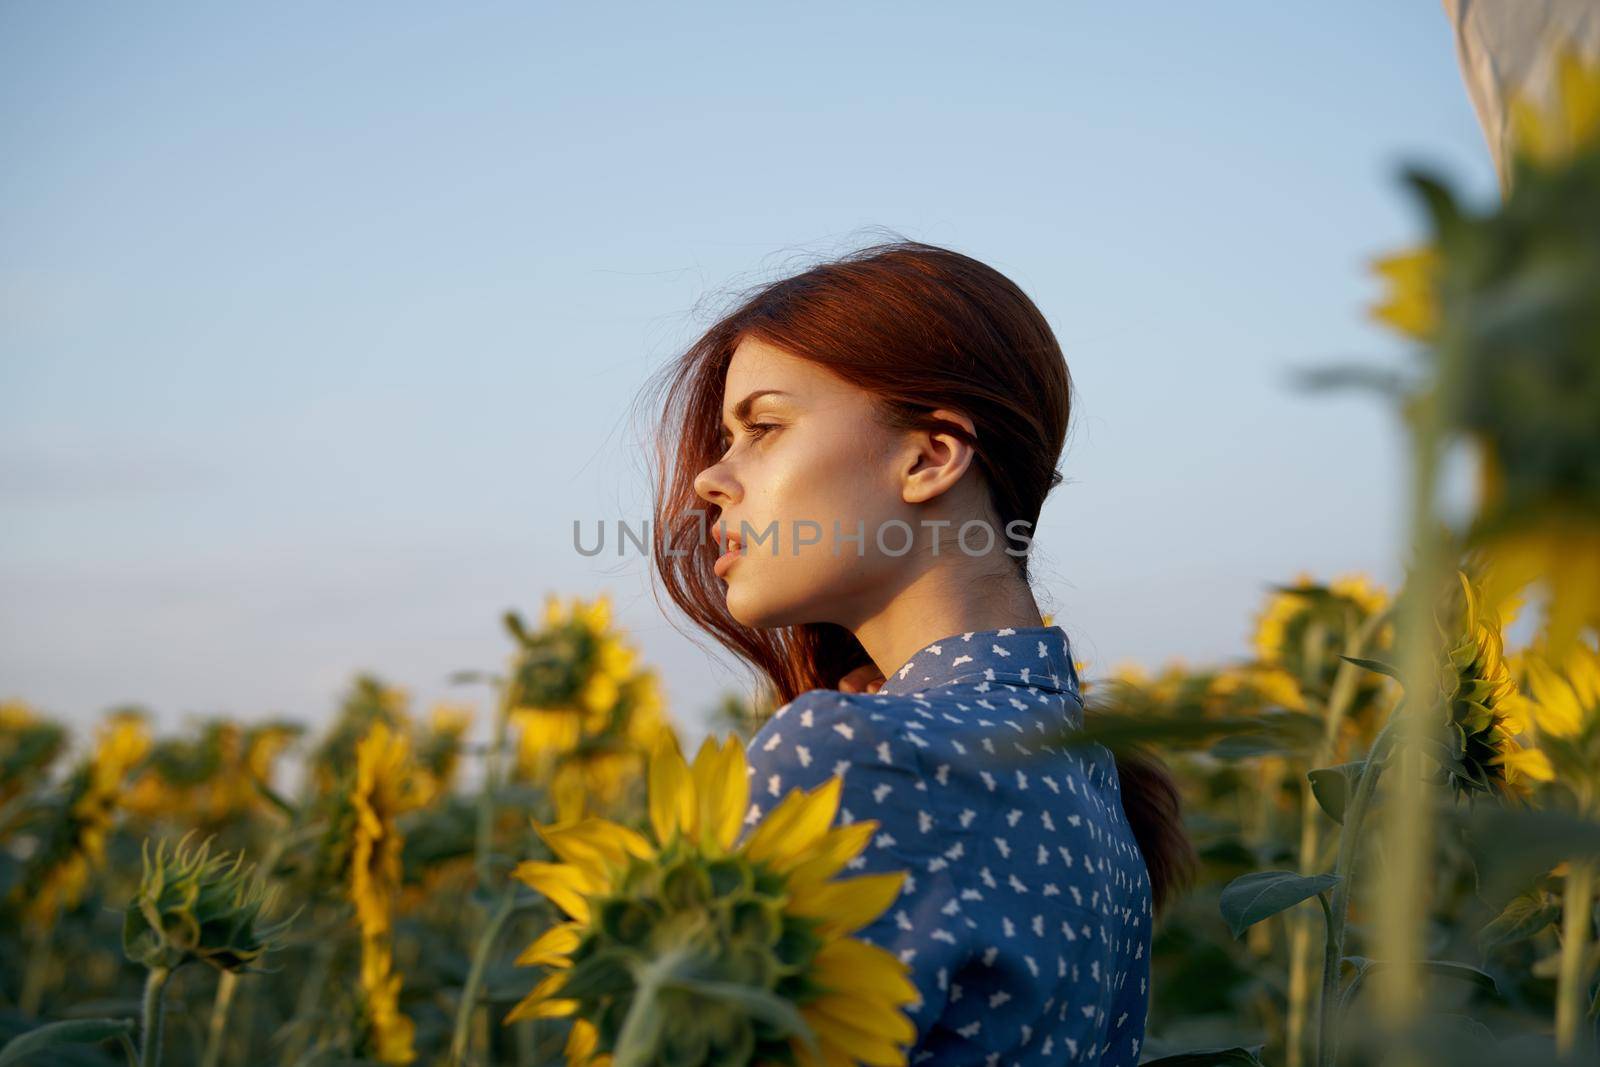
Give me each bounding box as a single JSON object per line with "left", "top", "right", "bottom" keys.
{"left": 738, "top": 688, "right": 951, "bottom": 856}
{"left": 754, "top": 687, "right": 928, "bottom": 763}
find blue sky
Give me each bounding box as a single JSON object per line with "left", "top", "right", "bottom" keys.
{"left": 2, "top": 2, "right": 1500, "bottom": 747}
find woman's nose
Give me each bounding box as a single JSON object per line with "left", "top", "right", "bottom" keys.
{"left": 693, "top": 460, "right": 740, "bottom": 507}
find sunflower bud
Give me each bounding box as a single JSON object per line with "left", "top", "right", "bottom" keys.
{"left": 122, "top": 831, "right": 296, "bottom": 974}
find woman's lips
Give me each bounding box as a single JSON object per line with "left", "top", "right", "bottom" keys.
{"left": 712, "top": 533, "right": 742, "bottom": 578}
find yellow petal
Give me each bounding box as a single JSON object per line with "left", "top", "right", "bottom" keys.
{"left": 1369, "top": 245, "right": 1440, "bottom": 340}
{"left": 691, "top": 734, "right": 749, "bottom": 854}
{"left": 788, "top": 871, "right": 907, "bottom": 936}
{"left": 791, "top": 1028, "right": 854, "bottom": 1067}
{"left": 808, "top": 993, "right": 916, "bottom": 1046}
{"left": 763, "top": 777, "right": 845, "bottom": 869}
{"left": 808, "top": 937, "right": 918, "bottom": 1005}
{"left": 503, "top": 970, "right": 579, "bottom": 1024}
{"left": 782, "top": 821, "right": 880, "bottom": 889}
{"left": 744, "top": 777, "right": 843, "bottom": 867}
{"left": 804, "top": 1010, "right": 908, "bottom": 1067}
{"left": 648, "top": 731, "right": 695, "bottom": 846}
{"left": 1499, "top": 745, "right": 1556, "bottom": 783}
{"left": 511, "top": 861, "right": 596, "bottom": 925}
{"left": 514, "top": 921, "right": 583, "bottom": 967}
{"left": 565, "top": 1017, "right": 599, "bottom": 1063}
{"left": 535, "top": 817, "right": 656, "bottom": 888}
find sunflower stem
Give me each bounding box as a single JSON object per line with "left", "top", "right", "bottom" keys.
{"left": 18, "top": 921, "right": 52, "bottom": 1017}
{"left": 475, "top": 671, "right": 517, "bottom": 888}
{"left": 1317, "top": 711, "right": 1400, "bottom": 1067}
{"left": 1293, "top": 609, "right": 1390, "bottom": 1067}
{"left": 200, "top": 968, "right": 238, "bottom": 1067}
{"left": 449, "top": 882, "right": 520, "bottom": 1067}
{"left": 613, "top": 945, "right": 692, "bottom": 1067}
{"left": 1556, "top": 858, "right": 1597, "bottom": 1059}
{"left": 140, "top": 965, "right": 173, "bottom": 1067}
{"left": 1369, "top": 255, "right": 1466, "bottom": 1064}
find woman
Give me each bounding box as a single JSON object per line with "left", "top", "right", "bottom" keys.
{"left": 646, "top": 239, "right": 1194, "bottom": 1066}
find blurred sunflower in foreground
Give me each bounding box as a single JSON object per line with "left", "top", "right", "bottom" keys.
{"left": 1513, "top": 635, "right": 1600, "bottom": 799}
{"left": 1370, "top": 46, "right": 1600, "bottom": 661}
{"left": 505, "top": 730, "right": 919, "bottom": 1067}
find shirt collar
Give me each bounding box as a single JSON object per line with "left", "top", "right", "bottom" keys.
{"left": 876, "top": 624, "right": 1082, "bottom": 698}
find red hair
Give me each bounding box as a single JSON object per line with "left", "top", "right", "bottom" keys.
{"left": 639, "top": 238, "right": 1195, "bottom": 917}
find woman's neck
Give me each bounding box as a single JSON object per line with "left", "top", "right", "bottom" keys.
{"left": 847, "top": 562, "right": 1045, "bottom": 684}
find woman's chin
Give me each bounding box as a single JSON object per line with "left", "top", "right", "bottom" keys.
{"left": 724, "top": 582, "right": 804, "bottom": 630}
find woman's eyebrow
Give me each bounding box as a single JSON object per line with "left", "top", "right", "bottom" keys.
{"left": 723, "top": 388, "right": 793, "bottom": 425}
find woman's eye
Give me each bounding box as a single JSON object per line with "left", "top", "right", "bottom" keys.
{"left": 717, "top": 423, "right": 779, "bottom": 453}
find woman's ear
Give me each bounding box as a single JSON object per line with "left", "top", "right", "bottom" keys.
{"left": 899, "top": 408, "right": 977, "bottom": 505}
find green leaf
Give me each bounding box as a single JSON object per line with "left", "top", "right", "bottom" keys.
{"left": 1219, "top": 871, "right": 1339, "bottom": 939}
{"left": 1290, "top": 363, "right": 1412, "bottom": 398}
{"left": 0, "top": 1018, "right": 136, "bottom": 1067}
{"left": 1457, "top": 806, "right": 1600, "bottom": 905}
{"left": 1208, "top": 735, "right": 1283, "bottom": 760}
{"left": 251, "top": 775, "right": 299, "bottom": 819}
{"left": 1339, "top": 655, "right": 1404, "bottom": 683}
{"left": 1138, "top": 1046, "right": 1265, "bottom": 1066}
{"left": 1479, "top": 890, "right": 1561, "bottom": 950}
{"left": 1402, "top": 167, "right": 1465, "bottom": 237}
{"left": 1341, "top": 956, "right": 1499, "bottom": 1005}
{"left": 1307, "top": 762, "right": 1366, "bottom": 825}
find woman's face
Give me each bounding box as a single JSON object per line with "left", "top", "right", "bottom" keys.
{"left": 692, "top": 338, "right": 924, "bottom": 629}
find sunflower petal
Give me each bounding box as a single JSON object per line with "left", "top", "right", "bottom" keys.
{"left": 808, "top": 992, "right": 916, "bottom": 1046}
{"left": 777, "top": 820, "right": 878, "bottom": 888}
{"left": 745, "top": 778, "right": 843, "bottom": 869}
{"left": 808, "top": 936, "right": 918, "bottom": 1005}
{"left": 649, "top": 731, "right": 694, "bottom": 846}
{"left": 536, "top": 817, "right": 656, "bottom": 888}
{"left": 503, "top": 970, "right": 579, "bottom": 1023}
{"left": 511, "top": 861, "right": 596, "bottom": 924}
{"left": 788, "top": 871, "right": 907, "bottom": 936}
{"left": 565, "top": 1017, "right": 600, "bottom": 1063}
{"left": 804, "top": 1009, "right": 908, "bottom": 1067}
{"left": 691, "top": 734, "right": 746, "bottom": 853}
{"left": 514, "top": 921, "right": 583, "bottom": 967}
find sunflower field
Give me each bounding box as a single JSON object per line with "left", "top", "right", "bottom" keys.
{"left": 4, "top": 37, "right": 1600, "bottom": 1067}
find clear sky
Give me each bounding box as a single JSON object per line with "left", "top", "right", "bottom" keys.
{"left": 2, "top": 2, "right": 1501, "bottom": 749}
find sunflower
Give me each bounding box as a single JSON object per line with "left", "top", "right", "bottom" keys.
{"left": 505, "top": 730, "right": 920, "bottom": 1067}
{"left": 350, "top": 721, "right": 431, "bottom": 939}
{"left": 0, "top": 700, "right": 65, "bottom": 806}
{"left": 1512, "top": 637, "right": 1600, "bottom": 791}
{"left": 415, "top": 702, "right": 473, "bottom": 799}
{"left": 349, "top": 722, "right": 429, "bottom": 1065}
{"left": 512, "top": 596, "right": 672, "bottom": 823}
{"left": 1251, "top": 572, "right": 1393, "bottom": 713}
{"left": 1433, "top": 570, "right": 1544, "bottom": 801}
{"left": 1368, "top": 44, "right": 1600, "bottom": 662}
{"left": 359, "top": 935, "right": 417, "bottom": 1065}
{"left": 11, "top": 709, "right": 151, "bottom": 929}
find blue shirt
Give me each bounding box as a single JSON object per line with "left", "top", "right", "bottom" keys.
{"left": 737, "top": 624, "right": 1152, "bottom": 1067}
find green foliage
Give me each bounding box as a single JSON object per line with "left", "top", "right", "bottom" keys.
{"left": 1218, "top": 872, "right": 1339, "bottom": 940}
{"left": 0, "top": 1019, "right": 135, "bottom": 1067}
{"left": 122, "top": 833, "right": 295, "bottom": 975}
